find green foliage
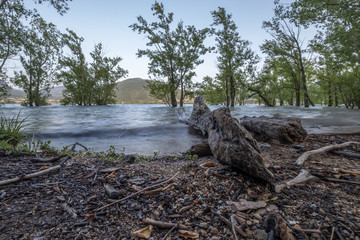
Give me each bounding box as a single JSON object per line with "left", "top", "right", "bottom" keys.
{"left": 11, "top": 17, "right": 62, "bottom": 106}
{"left": 211, "top": 7, "right": 258, "bottom": 107}
{"left": 58, "top": 31, "right": 127, "bottom": 106}
{"left": 130, "top": 1, "right": 212, "bottom": 107}
{"left": 0, "top": 0, "right": 71, "bottom": 101}
{"left": 0, "top": 111, "right": 29, "bottom": 146}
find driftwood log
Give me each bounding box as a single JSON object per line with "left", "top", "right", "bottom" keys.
{"left": 181, "top": 96, "right": 274, "bottom": 183}
{"left": 240, "top": 115, "right": 307, "bottom": 144}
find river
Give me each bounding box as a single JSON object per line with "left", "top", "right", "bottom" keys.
{"left": 1, "top": 104, "right": 359, "bottom": 155}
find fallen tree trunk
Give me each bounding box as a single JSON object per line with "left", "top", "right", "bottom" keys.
{"left": 182, "top": 96, "right": 274, "bottom": 183}
{"left": 240, "top": 115, "right": 307, "bottom": 144}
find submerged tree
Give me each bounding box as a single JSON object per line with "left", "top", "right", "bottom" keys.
{"left": 211, "top": 7, "right": 258, "bottom": 107}
{"left": 11, "top": 17, "right": 62, "bottom": 106}
{"left": 0, "top": 0, "right": 71, "bottom": 97}
{"left": 130, "top": 1, "right": 212, "bottom": 107}
{"left": 90, "top": 43, "right": 128, "bottom": 105}
{"left": 58, "top": 31, "right": 127, "bottom": 106}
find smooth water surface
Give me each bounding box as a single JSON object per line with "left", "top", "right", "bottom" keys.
{"left": 1, "top": 104, "right": 359, "bottom": 154}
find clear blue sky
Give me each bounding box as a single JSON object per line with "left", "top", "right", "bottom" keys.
{"left": 28, "top": 0, "right": 282, "bottom": 82}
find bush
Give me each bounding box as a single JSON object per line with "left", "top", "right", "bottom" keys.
{"left": 0, "top": 111, "right": 29, "bottom": 146}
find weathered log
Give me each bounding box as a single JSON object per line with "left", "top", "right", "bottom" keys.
{"left": 240, "top": 115, "right": 307, "bottom": 144}
{"left": 186, "top": 143, "right": 213, "bottom": 157}
{"left": 182, "top": 96, "right": 274, "bottom": 182}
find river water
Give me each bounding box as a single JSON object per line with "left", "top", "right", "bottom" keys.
{"left": 1, "top": 104, "right": 359, "bottom": 155}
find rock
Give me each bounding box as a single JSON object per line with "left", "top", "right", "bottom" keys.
{"left": 181, "top": 96, "right": 274, "bottom": 182}
{"left": 254, "top": 229, "right": 268, "bottom": 240}
{"left": 240, "top": 115, "right": 307, "bottom": 144}
{"left": 227, "top": 200, "right": 267, "bottom": 212}
{"left": 177, "top": 107, "right": 186, "bottom": 120}
{"left": 186, "top": 143, "right": 213, "bottom": 157}
{"left": 254, "top": 213, "right": 262, "bottom": 221}
{"left": 246, "top": 229, "right": 254, "bottom": 238}
{"left": 209, "top": 226, "right": 219, "bottom": 235}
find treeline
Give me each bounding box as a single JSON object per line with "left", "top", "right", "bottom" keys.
{"left": 133, "top": 1, "right": 360, "bottom": 108}
{"left": 0, "top": 0, "right": 127, "bottom": 106}
{"left": 1, "top": 1, "right": 359, "bottom": 108}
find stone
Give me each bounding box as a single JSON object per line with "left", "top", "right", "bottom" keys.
{"left": 254, "top": 229, "right": 268, "bottom": 240}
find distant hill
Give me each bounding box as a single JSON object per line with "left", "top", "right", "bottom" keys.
{"left": 115, "top": 78, "right": 158, "bottom": 104}
{"left": 3, "top": 78, "right": 159, "bottom": 104}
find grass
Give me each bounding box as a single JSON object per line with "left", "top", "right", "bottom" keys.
{"left": 0, "top": 111, "right": 29, "bottom": 147}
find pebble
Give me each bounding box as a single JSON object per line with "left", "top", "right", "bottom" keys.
{"left": 254, "top": 213, "right": 262, "bottom": 221}
{"left": 310, "top": 204, "right": 317, "bottom": 209}
{"left": 209, "top": 226, "right": 219, "bottom": 235}
{"left": 254, "top": 229, "right": 268, "bottom": 240}
{"left": 246, "top": 229, "right": 254, "bottom": 238}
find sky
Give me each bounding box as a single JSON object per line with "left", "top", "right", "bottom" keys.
{"left": 26, "top": 0, "right": 282, "bottom": 82}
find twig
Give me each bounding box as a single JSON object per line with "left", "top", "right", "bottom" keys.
{"left": 0, "top": 156, "right": 71, "bottom": 186}
{"left": 161, "top": 222, "right": 179, "bottom": 240}
{"left": 143, "top": 218, "right": 187, "bottom": 230}
{"left": 70, "top": 142, "right": 88, "bottom": 151}
{"left": 274, "top": 169, "right": 317, "bottom": 193}
{"left": 230, "top": 215, "right": 239, "bottom": 240}
{"left": 330, "top": 227, "right": 335, "bottom": 240}
{"left": 295, "top": 141, "right": 360, "bottom": 166}
{"left": 211, "top": 210, "right": 247, "bottom": 238}
{"left": 325, "top": 178, "right": 360, "bottom": 185}
{"left": 30, "top": 154, "right": 68, "bottom": 163}
{"left": 94, "top": 171, "right": 179, "bottom": 212}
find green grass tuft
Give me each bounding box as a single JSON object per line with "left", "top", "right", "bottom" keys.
{"left": 0, "top": 111, "right": 29, "bottom": 146}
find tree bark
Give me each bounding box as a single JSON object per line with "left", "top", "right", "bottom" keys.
{"left": 241, "top": 115, "right": 307, "bottom": 144}
{"left": 181, "top": 96, "right": 274, "bottom": 182}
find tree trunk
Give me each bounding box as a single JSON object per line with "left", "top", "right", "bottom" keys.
{"left": 181, "top": 96, "right": 274, "bottom": 182}
{"left": 225, "top": 78, "right": 230, "bottom": 107}
{"left": 230, "top": 74, "right": 235, "bottom": 107}
{"left": 180, "top": 81, "right": 184, "bottom": 107}
{"left": 328, "top": 81, "right": 333, "bottom": 107}
{"left": 240, "top": 115, "right": 307, "bottom": 144}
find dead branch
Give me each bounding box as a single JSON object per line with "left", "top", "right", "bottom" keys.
{"left": 94, "top": 171, "right": 179, "bottom": 212}
{"left": 295, "top": 141, "right": 360, "bottom": 166}
{"left": 292, "top": 145, "right": 360, "bottom": 159}
{"left": 275, "top": 169, "right": 318, "bottom": 193}
{"left": 0, "top": 156, "right": 71, "bottom": 186}
{"left": 143, "top": 218, "right": 187, "bottom": 230}
{"left": 30, "top": 154, "right": 69, "bottom": 163}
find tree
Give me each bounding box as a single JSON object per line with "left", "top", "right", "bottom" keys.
{"left": 196, "top": 76, "right": 225, "bottom": 105}
{"left": 0, "top": 0, "right": 71, "bottom": 97}
{"left": 211, "top": 7, "right": 258, "bottom": 107}
{"left": 282, "top": 0, "right": 360, "bottom": 108}
{"left": 57, "top": 30, "right": 90, "bottom": 105}
{"left": 11, "top": 17, "right": 62, "bottom": 106}
{"left": 58, "top": 31, "right": 127, "bottom": 106}
{"left": 130, "top": 1, "right": 211, "bottom": 107}
{"left": 90, "top": 43, "right": 128, "bottom": 105}
{"left": 262, "top": 7, "right": 314, "bottom": 107}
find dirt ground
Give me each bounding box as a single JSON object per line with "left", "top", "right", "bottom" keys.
{"left": 0, "top": 134, "right": 359, "bottom": 240}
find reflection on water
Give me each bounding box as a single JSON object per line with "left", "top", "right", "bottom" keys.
{"left": 1, "top": 104, "right": 359, "bottom": 154}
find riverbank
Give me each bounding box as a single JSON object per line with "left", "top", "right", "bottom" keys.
{"left": 0, "top": 133, "right": 359, "bottom": 239}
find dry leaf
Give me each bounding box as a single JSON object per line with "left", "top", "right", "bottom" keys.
{"left": 53, "top": 187, "right": 61, "bottom": 193}
{"left": 39, "top": 166, "right": 50, "bottom": 170}
{"left": 178, "top": 230, "right": 199, "bottom": 239}
{"left": 200, "top": 161, "right": 218, "bottom": 168}
{"left": 132, "top": 225, "right": 153, "bottom": 239}
{"left": 105, "top": 171, "right": 117, "bottom": 178}
{"left": 85, "top": 214, "right": 95, "bottom": 220}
